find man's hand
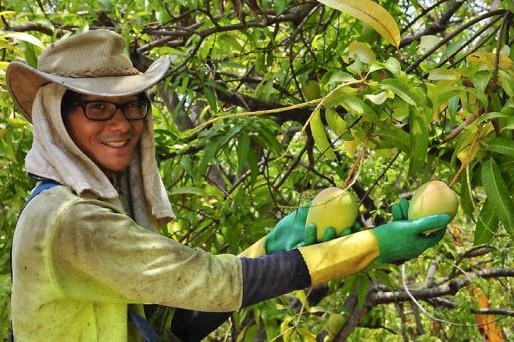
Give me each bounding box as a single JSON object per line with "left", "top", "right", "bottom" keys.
{"left": 391, "top": 197, "right": 410, "bottom": 221}
{"left": 264, "top": 203, "right": 359, "bottom": 254}
{"left": 263, "top": 203, "right": 310, "bottom": 254}
{"left": 373, "top": 197, "right": 450, "bottom": 264}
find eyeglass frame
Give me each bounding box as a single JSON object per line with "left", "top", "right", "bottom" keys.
{"left": 66, "top": 97, "right": 151, "bottom": 121}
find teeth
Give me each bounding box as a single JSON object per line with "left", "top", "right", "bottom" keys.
{"left": 104, "top": 141, "right": 128, "bottom": 147}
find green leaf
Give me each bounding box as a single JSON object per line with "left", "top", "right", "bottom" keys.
{"left": 197, "top": 125, "right": 243, "bottom": 176}
{"left": 426, "top": 83, "right": 460, "bottom": 116}
{"left": 246, "top": 145, "right": 259, "bottom": 186}
{"left": 203, "top": 83, "right": 219, "bottom": 112}
{"left": 427, "top": 68, "right": 461, "bottom": 81}
{"left": 357, "top": 275, "right": 370, "bottom": 307}
{"left": 481, "top": 158, "right": 514, "bottom": 237}
{"left": 470, "top": 70, "right": 493, "bottom": 94}
{"left": 325, "top": 108, "right": 348, "bottom": 138}
{"left": 505, "top": 1, "right": 514, "bottom": 13}
{"left": 179, "top": 156, "right": 195, "bottom": 179}
{"left": 408, "top": 112, "right": 429, "bottom": 177}
{"left": 21, "top": 42, "right": 38, "bottom": 68}
{"left": 390, "top": 100, "right": 409, "bottom": 121}
{"left": 380, "top": 78, "right": 424, "bottom": 106}
{"left": 488, "top": 137, "right": 514, "bottom": 157}
{"left": 327, "top": 71, "right": 357, "bottom": 84}
{"left": 310, "top": 108, "right": 336, "bottom": 160}
{"left": 448, "top": 95, "right": 460, "bottom": 121}
{"left": 384, "top": 57, "right": 401, "bottom": 75}
{"left": 378, "top": 126, "right": 410, "bottom": 152}
{"left": 339, "top": 96, "right": 380, "bottom": 124}
{"left": 316, "top": 0, "right": 401, "bottom": 47}
{"left": 459, "top": 169, "right": 475, "bottom": 218}
{"left": 364, "top": 91, "right": 388, "bottom": 105}
{"left": 254, "top": 123, "right": 282, "bottom": 155}
{"left": 499, "top": 116, "right": 514, "bottom": 131}
{"left": 218, "top": 33, "right": 243, "bottom": 52}
{"left": 498, "top": 70, "right": 514, "bottom": 97}
{"left": 323, "top": 85, "right": 358, "bottom": 108}
{"left": 464, "top": 87, "right": 489, "bottom": 109}
{"left": 237, "top": 131, "right": 250, "bottom": 175}
{"left": 169, "top": 186, "right": 207, "bottom": 196}
{"left": 419, "top": 35, "right": 442, "bottom": 53}
{"left": 274, "top": 0, "right": 288, "bottom": 14}
{"left": 348, "top": 41, "right": 376, "bottom": 64}
{"left": 501, "top": 100, "right": 514, "bottom": 116}
{"left": 4, "top": 32, "right": 46, "bottom": 49}
{"left": 474, "top": 199, "right": 499, "bottom": 245}
{"left": 371, "top": 269, "right": 397, "bottom": 290}
{"left": 476, "top": 111, "right": 509, "bottom": 124}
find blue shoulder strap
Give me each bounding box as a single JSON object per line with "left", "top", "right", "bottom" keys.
{"left": 128, "top": 309, "right": 161, "bottom": 342}
{"left": 24, "top": 179, "right": 61, "bottom": 208}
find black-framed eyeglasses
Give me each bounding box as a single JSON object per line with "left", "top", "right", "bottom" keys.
{"left": 72, "top": 99, "right": 150, "bottom": 121}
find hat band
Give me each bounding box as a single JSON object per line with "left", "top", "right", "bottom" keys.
{"left": 44, "top": 66, "right": 141, "bottom": 78}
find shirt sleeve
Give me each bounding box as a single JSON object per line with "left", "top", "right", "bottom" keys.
{"left": 51, "top": 198, "right": 243, "bottom": 312}
{"left": 169, "top": 250, "right": 311, "bottom": 341}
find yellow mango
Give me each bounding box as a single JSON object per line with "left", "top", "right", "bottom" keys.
{"left": 306, "top": 187, "right": 358, "bottom": 240}
{"left": 408, "top": 180, "right": 459, "bottom": 220}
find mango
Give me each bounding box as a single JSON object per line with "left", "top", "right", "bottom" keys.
{"left": 408, "top": 180, "right": 459, "bottom": 220}
{"left": 303, "top": 80, "right": 321, "bottom": 100}
{"left": 326, "top": 313, "right": 345, "bottom": 337}
{"left": 305, "top": 187, "right": 358, "bottom": 240}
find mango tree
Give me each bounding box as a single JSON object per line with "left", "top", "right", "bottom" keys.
{"left": 1, "top": 0, "right": 513, "bottom": 340}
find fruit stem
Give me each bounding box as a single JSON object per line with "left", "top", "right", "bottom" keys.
{"left": 343, "top": 134, "right": 369, "bottom": 190}
{"left": 449, "top": 123, "right": 485, "bottom": 189}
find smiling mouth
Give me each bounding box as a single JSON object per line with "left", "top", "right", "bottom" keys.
{"left": 103, "top": 140, "right": 130, "bottom": 148}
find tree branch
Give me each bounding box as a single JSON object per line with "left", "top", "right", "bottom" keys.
{"left": 400, "top": 0, "right": 466, "bottom": 47}
{"left": 369, "top": 268, "right": 514, "bottom": 305}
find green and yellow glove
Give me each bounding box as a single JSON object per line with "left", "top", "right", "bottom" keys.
{"left": 297, "top": 206, "right": 451, "bottom": 285}
{"left": 372, "top": 213, "right": 450, "bottom": 264}
{"left": 391, "top": 197, "right": 410, "bottom": 221}
{"left": 239, "top": 202, "right": 358, "bottom": 258}
{"left": 375, "top": 197, "right": 448, "bottom": 264}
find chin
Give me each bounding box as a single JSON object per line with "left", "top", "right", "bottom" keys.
{"left": 110, "top": 165, "right": 131, "bottom": 173}
{"left": 100, "top": 163, "right": 131, "bottom": 175}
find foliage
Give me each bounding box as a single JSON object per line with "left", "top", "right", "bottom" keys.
{"left": 1, "top": 0, "right": 514, "bottom": 341}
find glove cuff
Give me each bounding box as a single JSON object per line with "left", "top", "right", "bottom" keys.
{"left": 238, "top": 237, "right": 266, "bottom": 258}
{"left": 298, "top": 230, "right": 379, "bottom": 285}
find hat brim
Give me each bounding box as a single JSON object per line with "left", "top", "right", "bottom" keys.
{"left": 6, "top": 57, "right": 170, "bottom": 122}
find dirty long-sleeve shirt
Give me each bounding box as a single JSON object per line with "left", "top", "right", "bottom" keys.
{"left": 11, "top": 185, "right": 311, "bottom": 341}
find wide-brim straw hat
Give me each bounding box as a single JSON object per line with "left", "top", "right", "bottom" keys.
{"left": 6, "top": 29, "right": 170, "bottom": 122}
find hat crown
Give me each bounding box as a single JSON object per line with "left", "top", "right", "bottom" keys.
{"left": 38, "top": 30, "right": 140, "bottom": 77}
{"left": 6, "top": 29, "right": 170, "bottom": 121}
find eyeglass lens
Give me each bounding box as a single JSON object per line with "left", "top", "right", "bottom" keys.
{"left": 84, "top": 101, "right": 148, "bottom": 121}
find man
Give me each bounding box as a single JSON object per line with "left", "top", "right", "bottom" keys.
{"left": 7, "top": 29, "right": 451, "bottom": 341}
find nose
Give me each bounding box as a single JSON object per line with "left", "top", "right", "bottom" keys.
{"left": 107, "top": 108, "right": 131, "bottom": 131}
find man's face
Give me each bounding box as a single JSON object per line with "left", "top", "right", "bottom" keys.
{"left": 63, "top": 94, "right": 145, "bottom": 175}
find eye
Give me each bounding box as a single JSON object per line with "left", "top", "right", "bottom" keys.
{"left": 123, "top": 102, "right": 138, "bottom": 109}
{"left": 89, "top": 102, "right": 109, "bottom": 111}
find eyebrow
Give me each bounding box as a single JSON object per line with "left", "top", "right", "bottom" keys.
{"left": 76, "top": 96, "right": 140, "bottom": 103}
